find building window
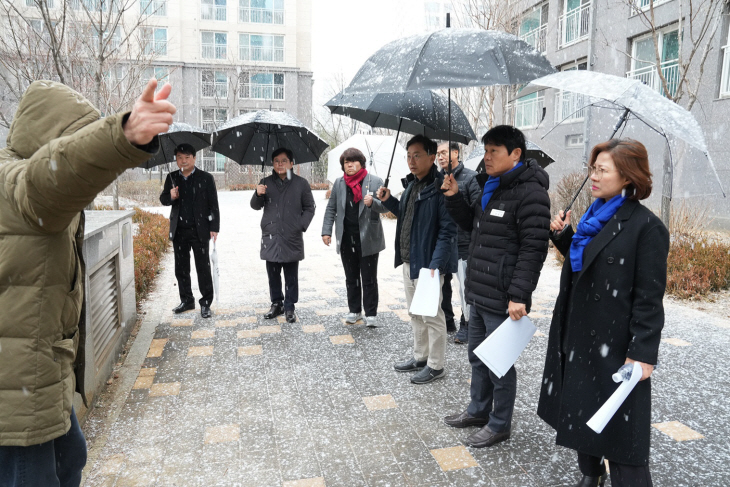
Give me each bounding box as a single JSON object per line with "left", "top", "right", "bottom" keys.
{"left": 424, "top": 2, "right": 443, "bottom": 31}
{"left": 141, "top": 27, "right": 167, "bottom": 55}
{"left": 201, "top": 31, "right": 227, "bottom": 59}
{"left": 239, "top": 72, "right": 284, "bottom": 100}
{"left": 71, "top": 0, "right": 119, "bottom": 11}
{"left": 200, "top": 150, "right": 226, "bottom": 173}
{"left": 140, "top": 66, "right": 169, "bottom": 88}
{"left": 555, "top": 61, "right": 588, "bottom": 123}
{"left": 720, "top": 24, "right": 730, "bottom": 98}
{"left": 632, "top": 0, "right": 670, "bottom": 11}
{"left": 26, "top": 0, "right": 54, "bottom": 7}
{"left": 201, "top": 70, "right": 228, "bottom": 98}
{"left": 519, "top": 3, "right": 548, "bottom": 53}
{"left": 201, "top": 0, "right": 226, "bottom": 21}
{"left": 140, "top": 0, "right": 166, "bottom": 16}
{"left": 565, "top": 133, "right": 584, "bottom": 148}
{"left": 239, "top": 0, "right": 283, "bottom": 24}
{"left": 239, "top": 34, "right": 284, "bottom": 62}
{"left": 627, "top": 27, "right": 679, "bottom": 97}
{"left": 559, "top": 0, "right": 590, "bottom": 48}
{"left": 510, "top": 91, "right": 544, "bottom": 130}
{"left": 200, "top": 108, "right": 227, "bottom": 172}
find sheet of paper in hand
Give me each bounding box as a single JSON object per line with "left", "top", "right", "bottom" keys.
{"left": 586, "top": 361, "right": 643, "bottom": 434}
{"left": 473, "top": 316, "right": 537, "bottom": 378}
{"left": 409, "top": 268, "right": 440, "bottom": 317}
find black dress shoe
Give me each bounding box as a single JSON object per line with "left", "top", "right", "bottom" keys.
{"left": 201, "top": 306, "right": 212, "bottom": 318}
{"left": 573, "top": 474, "right": 606, "bottom": 487}
{"left": 463, "top": 425, "right": 511, "bottom": 448}
{"left": 264, "top": 303, "right": 284, "bottom": 319}
{"left": 446, "top": 320, "right": 457, "bottom": 333}
{"left": 172, "top": 302, "right": 195, "bottom": 314}
{"left": 444, "top": 410, "right": 488, "bottom": 428}
{"left": 394, "top": 357, "right": 427, "bottom": 372}
{"left": 285, "top": 310, "right": 296, "bottom": 323}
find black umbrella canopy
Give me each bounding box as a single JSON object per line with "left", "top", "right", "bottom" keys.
{"left": 140, "top": 122, "right": 211, "bottom": 169}
{"left": 465, "top": 140, "right": 555, "bottom": 171}
{"left": 211, "top": 110, "right": 328, "bottom": 166}
{"left": 345, "top": 28, "right": 556, "bottom": 93}
{"left": 325, "top": 90, "right": 477, "bottom": 144}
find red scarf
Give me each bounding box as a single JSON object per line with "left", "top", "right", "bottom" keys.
{"left": 343, "top": 168, "right": 367, "bottom": 204}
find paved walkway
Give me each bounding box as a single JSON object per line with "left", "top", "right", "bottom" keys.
{"left": 82, "top": 190, "right": 730, "bottom": 486}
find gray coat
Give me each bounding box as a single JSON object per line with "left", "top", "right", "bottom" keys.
{"left": 321, "top": 173, "right": 388, "bottom": 257}
{"left": 250, "top": 171, "right": 315, "bottom": 262}
{"left": 440, "top": 162, "right": 481, "bottom": 260}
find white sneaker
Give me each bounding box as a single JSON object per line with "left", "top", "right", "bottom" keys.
{"left": 365, "top": 316, "right": 377, "bottom": 328}
{"left": 345, "top": 312, "right": 362, "bottom": 323}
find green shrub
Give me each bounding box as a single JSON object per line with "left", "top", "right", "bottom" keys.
{"left": 666, "top": 238, "right": 730, "bottom": 299}
{"left": 132, "top": 208, "right": 170, "bottom": 305}
{"left": 229, "top": 183, "right": 256, "bottom": 191}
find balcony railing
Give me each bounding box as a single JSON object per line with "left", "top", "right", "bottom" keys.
{"left": 554, "top": 91, "right": 587, "bottom": 123}
{"left": 240, "top": 46, "right": 284, "bottom": 62}
{"left": 239, "top": 7, "right": 284, "bottom": 24}
{"left": 202, "top": 44, "right": 227, "bottom": 59}
{"left": 201, "top": 4, "right": 226, "bottom": 21}
{"left": 520, "top": 24, "right": 547, "bottom": 53}
{"left": 510, "top": 95, "right": 544, "bottom": 130}
{"left": 558, "top": 2, "right": 590, "bottom": 49}
{"left": 201, "top": 83, "right": 227, "bottom": 98}
{"left": 239, "top": 84, "right": 284, "bottom": 100}
{"left": 627, "top": 59, "right": 679, "bottom": 97}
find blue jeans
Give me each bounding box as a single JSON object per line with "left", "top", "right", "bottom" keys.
{"left": 466, "top": 307, "right": 517, "bottom": 433}
{"left": 0, "top": 408, "right": 87, "bottom": 487}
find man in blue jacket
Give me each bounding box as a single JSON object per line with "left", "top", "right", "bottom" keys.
{"left": 377, "top": 135, "right": 457, "bottom": 384}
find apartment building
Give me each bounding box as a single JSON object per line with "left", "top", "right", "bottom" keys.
{"left": 506, "top": 0, "right": 730, "bottom": 226}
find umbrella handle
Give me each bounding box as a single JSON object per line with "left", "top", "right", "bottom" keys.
{"left": 552, "top": 173, "right": 591, "bottom": 238}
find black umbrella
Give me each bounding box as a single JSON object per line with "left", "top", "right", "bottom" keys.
{"left": 326, "top": 89, "right": 477, "bottom": 187}
{"left": 345, "top": 27, "right": 555, "bottom": 182}
{"left": 464, "top": 140, "right": 555, "bottom": 172}
{"left": 211, "top": 110, "right": 328, "bottom": 168}
{"left": 325, "top": 90, "right": 476, "bottom": 144}
{"left": 139, "top": 122, "right": 211, "bottom": 169}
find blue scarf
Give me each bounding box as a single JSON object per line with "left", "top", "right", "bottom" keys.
{"left": 481, "top": 162, "right": 523, "bottom": 210}
{"left": 570, "top": 194, "right": 627, "bottom": 272}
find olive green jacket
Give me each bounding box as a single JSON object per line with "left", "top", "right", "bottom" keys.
{"left": 0, "top": 81, "right": 156, "bottom": 446}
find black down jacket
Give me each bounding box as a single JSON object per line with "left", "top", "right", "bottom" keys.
{"left": 445, "top": 159, "right": 551, "bottom": 314}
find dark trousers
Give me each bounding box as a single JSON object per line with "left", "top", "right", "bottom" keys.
{"left": 577, "top": 451, "right": 653, "bottom": 487}
{"left": 266, "top": 261, "right": 299, "bottom": 311}
{"left": 466, "top": 307, "right": 516, "bottom": 433}
{"left": 0, "top": 408, "right": 86, "bottom": 487}
{"left": 441, "top": 273, "right": 455, "bottom": 325}
{"left": 173, "top": 226, "right": 214, "bottom": 307}
{"left": 340, "top": 241, "right": 379, "bottom": 316}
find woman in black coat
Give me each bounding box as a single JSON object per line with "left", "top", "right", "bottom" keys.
{"left": 537, "top": 139, "right": 669, "bottom": 487}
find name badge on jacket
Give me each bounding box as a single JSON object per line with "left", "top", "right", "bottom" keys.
{"left": 490, "top": 209, "right": 505, "bottom": 218}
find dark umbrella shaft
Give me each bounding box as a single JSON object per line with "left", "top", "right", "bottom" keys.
{"left": 383, "top": 117, "right": 404, "bottom": 188}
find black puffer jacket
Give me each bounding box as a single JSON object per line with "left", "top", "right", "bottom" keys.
{"left": 445, "top": 159, "right": 551, "bottom": 314}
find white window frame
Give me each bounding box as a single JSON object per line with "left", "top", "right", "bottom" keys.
{"left": 201, "top": 31, "right": 227, "bottom": 59}
{"left": 720, "top": 23, "right": 730, "bottom": 98}
{"left": 627, "top": 25, "right": 680, "bottom": 96}
{"left": 519, "top": 2, "right": 548, "bottom": 53}
{"left": 629, "top": 0, "right": 670, "bottom": 14}
{"left": 141, "top": 27, "right": 167, "bottom": 56}
{"left": 201, "top": 0, "right": 227, "bottom": 21}
{"left": 239, "top": 72, "right": 284, "bottom": 100}
{"left": 558, "top": 0, "right": 591, "bottom": 49}
{"left": 239, "top": 33, "right": 284, "bottom": 62}
{"left": 565, "top": 133, "right": 584, "bottom": 148}
{"left": 554, "top": 61, "right": 588, "bottom": 123}
{"left": 424, "top": 1, "right": 443, "bottom": 31}
{"left": 510, "top": 91, "right": 544, "bottom": 130}
{"left": 239, "top": 0, "right": 284, "bottom": 24}
{"left": 140, "top": 0, "right": 166, "bottom": 16}
{"left": 201, "top": 70, "right": 228, "bottom": 98}
{"left": 140, "top": 66, "right": 169, "bottom": 89}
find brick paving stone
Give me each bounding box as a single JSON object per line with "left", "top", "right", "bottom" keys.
{"left": 80, "top": 192, "right": 730, "bottom": 487}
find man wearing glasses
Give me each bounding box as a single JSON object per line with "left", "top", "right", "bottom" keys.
{"left": 377, "top": 135, "right": 457, "bottom": 384}
{"left": 251, "top": 147, "right": 315, "bottom": 323}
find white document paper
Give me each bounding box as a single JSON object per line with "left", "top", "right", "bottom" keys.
{"left": 586, "top": 361, "right": 643, "bottom": 434}
{"left": 473, "top": 316, "right": 537, "bottom": 378}
{"left": 409, "top": 268, "right": 440, "bottom": 317}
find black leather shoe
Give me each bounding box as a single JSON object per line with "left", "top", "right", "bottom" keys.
{"left": 393, "top": 358, "right": 427, "bottom": 372}
{"left": 285, "top": 310, "right": 296, "bottom": 323}
{"left": 411, "top": 366, "right": 445, "bottom": 384}
{"left": 444, "top": 410, "right": 488, "bottom": 428}
{"left": 172, "top": 302, "right": 195, "bottom": 314}
{"left": 446, "top": 320, "right": 457, "bottom": 333}
{"left": 573, "top": 474, "right": 606, "bottom": 487}
{"left": 264, "top": 303, "right": 284, "bottom": 319}
{"left": 463, "top": 425, "right": 511, "bottom": 448}
{"left": 201, "top": 306, "right": 212, "bottom": 318}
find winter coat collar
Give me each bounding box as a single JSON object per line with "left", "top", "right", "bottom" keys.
{"left": 577, "top": 199, "right": 638, "bottom": 276}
